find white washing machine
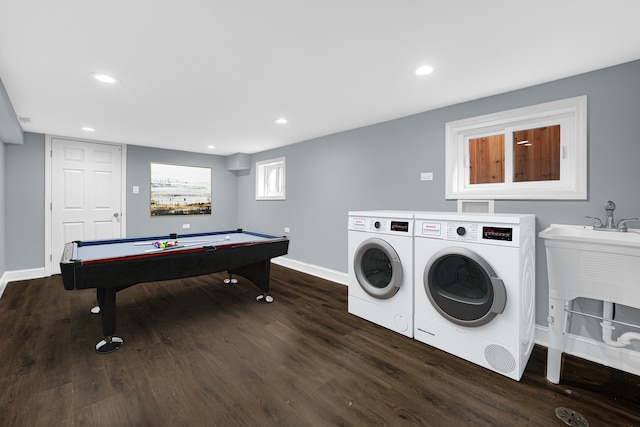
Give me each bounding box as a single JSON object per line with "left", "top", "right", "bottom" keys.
{"left": 348, "top": 211, "right": 414, "bottom": 337}
{"left": 413, "top": 212, "right": 535, "bottom": 380}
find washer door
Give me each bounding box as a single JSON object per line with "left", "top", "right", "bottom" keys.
{"left": 353, "top": 238, "right": 403, "bottom": 299}
{"left": 424, "top": 247, "right": 506, "bottom": 327}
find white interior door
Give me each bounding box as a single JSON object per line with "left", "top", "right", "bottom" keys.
{"left": 51, "top": 138, "right": 123, "bottom": 274}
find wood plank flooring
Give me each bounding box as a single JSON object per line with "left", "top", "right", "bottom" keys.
{"left": 0, "top": 264, "right": 638, "bottom": 426}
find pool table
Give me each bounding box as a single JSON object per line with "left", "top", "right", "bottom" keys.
{"left": 60, "top": 229, "right": 289, "bottom": 353}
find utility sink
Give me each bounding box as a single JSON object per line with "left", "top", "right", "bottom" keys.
{"left": 540, "top": 223, "right": 640, "bottom": 383}
{"left": 539, "top": 223, "right": 640, "bottom": 303}
{"left": 540, "top": 224, "right": 640, "bottom": 251}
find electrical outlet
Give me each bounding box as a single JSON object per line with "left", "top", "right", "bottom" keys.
{"left": 284, "top": 227, "right": 290, "bottom": 233}
{"left": 420, "top": 172, "right": 434, "bottom": 181}
{"left": 182, "top": 224, "right": 190, "bottom": 229}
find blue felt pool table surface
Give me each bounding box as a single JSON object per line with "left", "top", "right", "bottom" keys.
{"left": 70, "top": 230, "right": 279, "bottom": 263}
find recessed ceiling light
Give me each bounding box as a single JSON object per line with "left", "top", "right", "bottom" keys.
{"left": 415, "top": 65, "right": 434, "bottom": 76}
{"left": 82, "top": 127, "right": 95, "bottom": 132}
{"left": 91, "top": 73, "right": 120, "bottom": 84}
{"left": 207, "top": 145, "right": 216, "bottom": 149}
{"left": 274, "top": 118, "right": 288, "bottom": 125}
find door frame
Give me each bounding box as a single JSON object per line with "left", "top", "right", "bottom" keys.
{"left": 44, "top": 135, "right": 127, "bottom": 276}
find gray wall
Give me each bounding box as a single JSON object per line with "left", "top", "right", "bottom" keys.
{"left": 125, "top": 145, "right": 238, "bottom": 237}
{"left": 0, "top": 141, "right": 5, "bottom": 276}
{"left": 4, "top": 133, "right": 45, "bottom": 270}
{"left": 1, "top": 74, "right": 24, "bottom": 278}
{"left": 0, "top": 78, "right": 24, "bottom": 145}
{"left": 238, "top": 59, "right": 640, "bottom": 327}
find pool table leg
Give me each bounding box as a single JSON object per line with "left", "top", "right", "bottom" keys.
{"left": 223, "top": 274, "right": 238, "bottom": 284}
{"left": 95, "top": 287, "right": 123, "bottom": 353}
{"left": 256, "top": 293, "right": 274, "bottom": 303}
{"left": 229, "top": 260, "right": 274, "bottom": 303}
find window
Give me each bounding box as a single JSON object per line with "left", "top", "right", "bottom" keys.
{"left": 445, "top": 96, "right": 587, "bottom": 200}
{"left": 256, "top": 157, "right": 286, "bottom": 200}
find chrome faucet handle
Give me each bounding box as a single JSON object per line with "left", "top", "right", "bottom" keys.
{"left": 585, "top": 216, "right": 603, "bottom": 228}
{"left": 604, "top": 200, "right": 616, "bottom": 212}
{"left": 617, "top": 218, "right": 639, "bottom": 232}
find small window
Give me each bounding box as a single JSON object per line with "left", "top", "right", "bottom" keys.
{"left": 256, "top": 157, "right": 286, "bottom": 200}
{"left": 446, "top": 96, "right": 587, "bottom": 200}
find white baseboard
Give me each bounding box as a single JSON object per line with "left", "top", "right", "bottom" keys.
{"left": 272, "top": 257, "right": 347, "bottom": 286}
{"left": 533, "top": 324, "right": 640, "bottom": 377}
{"left": 534, "top": 324, "right": 548, "bottom": 348}
{"left": 0, "top": 272, "right": 7, "bottom": 299}
{"left": 0, "top": 267, "right": 46, "bottom": 299}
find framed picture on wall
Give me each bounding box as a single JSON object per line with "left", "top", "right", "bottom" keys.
{"left": 150, "top": 163, "right": 212, "bottom": 216}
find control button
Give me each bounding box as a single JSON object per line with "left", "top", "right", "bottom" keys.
{"left": 456, "top": 226, "right": 466, "bottom": 236}
{"left": 374, "top": 221, "right": 381, "bottom": 229}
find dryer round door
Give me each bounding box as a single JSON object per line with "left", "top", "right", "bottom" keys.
{"left": 424, "top": 247, "right": 506, "bottom": 327}
{"left": 353, "top": 238, "right": 403, "bottom": 299}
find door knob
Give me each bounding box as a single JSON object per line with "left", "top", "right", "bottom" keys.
{"left": 113, "top": 212, "right": 120, "bottom": 218}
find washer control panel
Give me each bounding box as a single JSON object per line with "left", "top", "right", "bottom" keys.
{"left": 390, "top": 221, "right": 410, "bottom": 232}
{"left": 350, "top": 217, "right": 412, "bottom": 234}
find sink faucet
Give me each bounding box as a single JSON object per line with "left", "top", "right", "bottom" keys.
{"left": 586, "top": 200, "right": 639, "bottom": 232}
{"left": 604, "top": 200, "right": 616, "bottom": 229}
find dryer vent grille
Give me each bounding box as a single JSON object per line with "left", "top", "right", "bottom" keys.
{"left": 484, "top": 344, "right": 516, "bottom": 373}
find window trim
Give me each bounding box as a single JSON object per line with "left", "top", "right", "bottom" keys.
{"left": 445, "top": 95, "right": 587, "bottom": 200}
{"left": 256, "top": 157, "right": 286, "bottom": 200}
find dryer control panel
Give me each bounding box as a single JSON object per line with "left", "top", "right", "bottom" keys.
{"left": 416, "top": 220, "right": 519, "bottom": 246}
{"left": 413, "top": 213, "right": 529, "bottom": 247}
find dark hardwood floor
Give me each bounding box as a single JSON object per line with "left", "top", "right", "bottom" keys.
{"left": 0, "top": 264, "right": 638, "bottom": 426}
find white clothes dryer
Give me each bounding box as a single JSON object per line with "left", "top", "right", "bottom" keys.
{"left": 348, "top": 211, "right": 414, "bottom": 337}
{"left": 413, "top": 212, "right": 535, "bottom": 380}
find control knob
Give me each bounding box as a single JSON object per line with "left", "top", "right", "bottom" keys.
{"left": 456, "top": 226, "right": 466, "bottom": 236}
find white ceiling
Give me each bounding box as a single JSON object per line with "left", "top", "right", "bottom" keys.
{"left": 1, "top": 1, "right": 640, "bottom": 156}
